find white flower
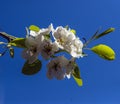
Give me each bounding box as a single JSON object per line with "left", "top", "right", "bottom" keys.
{"left": 65, "top": 58, "right": 76, "bottom": 79}
{"left": 22, "top": 28, "right": 42, "bottom": 64}
{"left": 25, "top": 24, "right": 53, "bottom": 48}
{"left": 52, "top": 26, "right": 76, "bottom": 49}
{"left": 22, "top": 24, "right": 53, "bottom": 64}
{"left": 52, "top": 26, "right": 83, "bottom": 58}
{"left": 47, "top": 56, "right": 77, "bottom": 80}
{"left": 22, "top": 46, "right": 40, "bottom": 64}
{"left": 40, "top": 39, "right": 59, "bottom": 60}
{"left": 38, "top": 23, "right": 54, "bottom": 35}
{"left": 47, "top": 56, "right": 68, "bottom": 80}
{"left": 70, "top": 38, "right": 83, "bottom": 58}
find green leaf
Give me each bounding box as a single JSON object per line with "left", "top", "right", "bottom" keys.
{"left": 70, "top": 29, "right": 76, "bottom": 35}
{"left": 9, "top": 38, "right": 26, "bottom": 48}
{"left": 95, "top": 28, "right": 115, "bottom": 39}
{"left": 9, "top": 47, "right": 14, "bottom": 58}
{"left": 91, "top": 44, "right": 115, "bottom": 60}
{"left": 72, "top": 65, "right": 83, "bottom": 86}
{"left": 22, "top": 59, "right": 42, "bottom": 75}
{"left": 83, "top": 27, "right": 115, "bottom": 48}
{"left": 29, "top": 25, "right": 40, "bottom": 32}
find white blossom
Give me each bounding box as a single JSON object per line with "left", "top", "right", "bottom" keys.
{"left": 47, "top": 56, "right": 68, "bottom": 80}
{"left": 25, "top": 24, "right": 53, "bottom": 48}
{"left": 22, "top": 24, "right": 53, "bottom": 64}
{"left": 38, "top": 23, "right": 54, "bottom": 35}
{"left": 70, "top": 38, "right": 83, "bottom": 58}
{"left": 52, "top": 26, "right": 83, "bottom": 58}
{"left": 47, "top": 56, "right": 77, "bottom": 80}
{"left": 22, "top": 46, "right": 40, "bottom": 64}
{"left": 65, "top": 58, "right": 76, "bottom": 79}
{"left": 40, "top": 39, "right": 59, "bottom": 60}
{"left": 52, "top": 26, "right": 76, "bottom": 49}
{"left": 22, "top": 28, "right": 42, "bottom": 64}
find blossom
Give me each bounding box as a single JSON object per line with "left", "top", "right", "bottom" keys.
{"left": 47, "top": 56, "right": 68, "bottom": 80}
{"left": 22, "top": 24, "right": 53, "bottom": 64}
{"left": 38, "top": 23, "right": 54, "bottom": 35}
{"left": 52, "top": 26, "right": 83, "bottom": 58}
{"left": 22, "top": 46, "right": 40, "bottom": 64}
{"left": 40, "top": 39, "right": 59, "bottom": 60}
{"left": 52, "top": 26, "right": 76, "bottom": 49}
{"left": 70, "top": 38, "right": 83, "bottom": 58}
{"left": 65, "top": 58, "right": 76, "bottom": 79}
{"left": 47, "top": 56, "right": 77, "bottom": 80}
{"left": 25, "top": 24, "right": 53, "bottom": 47}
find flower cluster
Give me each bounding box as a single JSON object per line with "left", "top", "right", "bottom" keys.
{"left": 22, "top": 24, "right": 84, "bottom": 80}
{"left": 0, "top": 24, "right": 115, "bottom": 86}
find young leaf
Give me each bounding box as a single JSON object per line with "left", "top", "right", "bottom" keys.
{"left": 91, "top": 44, "right": 115, "bottom": 60}
{"left": 72, "top": 65, "right": 83, "bottom": 86}
{"left": 9, "top": 47, "right": 14, "bottom": 58}
{"left": 29, "top": 25, "right": 40, "bottom": 32}
{"left": 83, "top": 27, "right": 115, "bottom": 47}
{"left": 22, "top": 59, "right": 42, "bottom": 75}
{"left": 9, "top": 38, "right": 26, "bottom": 48}
{"left": 95, "top": 28, "right": 115, "bottom": 39}
{"left": 70, "top": 29, "right": 76, "bottom": 35}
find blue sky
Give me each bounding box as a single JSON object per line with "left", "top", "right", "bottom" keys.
{"left": 0, "top": 0, "right": 120, "bottom": 104}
